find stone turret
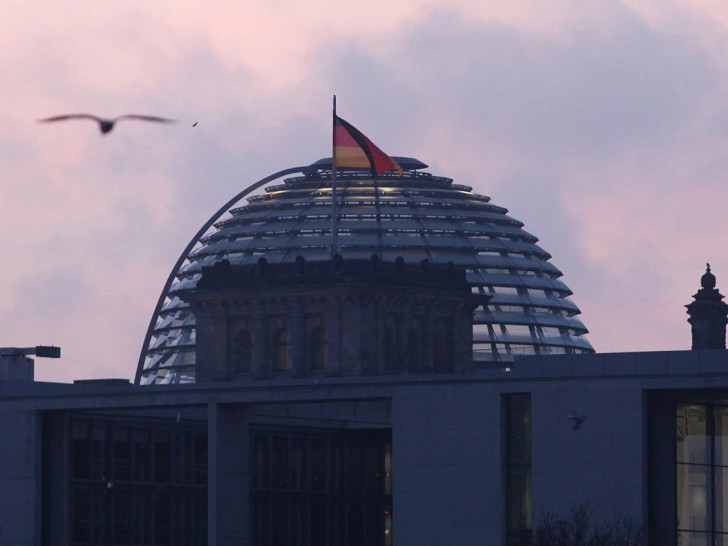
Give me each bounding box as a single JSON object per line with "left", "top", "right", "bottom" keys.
{"left": 686, "top": 263, "right": 728, "bottom": 350}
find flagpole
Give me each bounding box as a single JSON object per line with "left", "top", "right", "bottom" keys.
{"left": 331, "top": 95, "right": 339, "bottom": 258}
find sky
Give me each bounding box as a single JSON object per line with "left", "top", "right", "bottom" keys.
{"left": 3, "top": 0, "right": 728, "bottom": 383}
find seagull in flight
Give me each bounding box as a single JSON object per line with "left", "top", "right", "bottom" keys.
{"left": 37, "top": 114, "right": 176, "bottom": 135}
{"left": 568, "top": 411, "right": 586, "bottom": 431}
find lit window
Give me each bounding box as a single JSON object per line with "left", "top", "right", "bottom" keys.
{"left": 676, "top": 404, "right": 728, "bottom": 544}
{"left": 273, "top": 330, "right": 291, "bottom": 371}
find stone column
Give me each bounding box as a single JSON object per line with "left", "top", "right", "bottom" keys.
{"left": 251, "top": 310, "right": 268, "bottom": 379}
{"left": 291, "top": 301, "right": 306, "bottom": 377}
{"left": 0, "top": 409, "right": 40, "bottom": 546}
{"left": 421, "top": 308, "right": 435, "bottom": 373}
{"left": 398, "top": 305, "right": 410, "bottom": 374}
{"left": 208, "top": 402, "right": 250, "bottom": 546}
{"left": 326, "top": 297, "right": 343, "bottom": 376}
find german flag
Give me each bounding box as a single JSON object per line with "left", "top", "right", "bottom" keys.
{"left": 333, "top": 115, "right": 403, "bottom": 177}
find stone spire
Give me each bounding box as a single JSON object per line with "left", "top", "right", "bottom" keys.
{"left": 686, "top": 263, "right": 728, "bottom": 349}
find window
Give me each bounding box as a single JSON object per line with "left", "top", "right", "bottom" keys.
{"left": 504, "top": 393, "right": 532, "bottom": 546}
{"left": 309, "top": 327, "right": 327, "bottom": 370}
{"left": 273, "top": 329, "right": 292, "bottom": 371}
{"left": 232, "top": 329, "right": 252, "bottom": 374}
{"left": 68, "top": 415, "right": 206, "bottom": 546}
{"left": 676, "top": 404, "right": 728, "bottom": 545}
{"left": 252, "top": 429, "right": 392, "bottom": 546}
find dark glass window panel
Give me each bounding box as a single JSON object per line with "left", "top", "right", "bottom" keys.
{"left": 69, "top": 414, "right": 206, "bottom": 546}
{"left": 154, "top": 491, "right": 171, "bottom": 545}
{"left": 363, "top": 443, "right": 381, "bottom": 494}
{"left": 72, "top": 485, "right": 90, "bottom": 543}
{"left": 330, "top": 497, "right": 346, "bottom": 546}
{"left": 94, "top": 489, "right": 111, "bottom": 544}
{"left": 331, "top": 437, "right": 344, "bottom": 493}
{"left": 194, "top": 432, "right": 208, "bottom": 484}
{"left": 92, "top": 423, "right": 109, "bottom": 480}
{"left": 131, "top": 489, "right": 152, "bottom": 545}
{"left": 154, "top": 429, "right": 171, "bottom": 483}
{"left": 72, "top": 420, "right": 90, "bottom": 479}
{"left": 291, "top": 437, "right": 306, "bottom": 491}
{"left": 272, "top": 496, "right": 290, "bottom": 546}
{"left": 113, "top": 426, "right": 131, "bottom": 481}
{"left": 252, "top": 494, "right": 268, "bottom": 546}
{"left": 112, "top": 488, "right": 132, "bottom": 544}
{"left": 251, "top": 429, "right": 392, "bottom": 546}
{"left": 310, "top": 439, "right": 327, "bottom": 491}
{"left": 348, "top": 499, "right": 365, "bottom": 546}
{"left": 134, "top": 428, "right": 151, "bottom": 481}
{"left": 347, "top": 442, "right": 363, "bottom": 495}
{"left": 293, "top": 499, "right": 308, "bottom": 546}
{"left": 384, "top": 441, "right": 393, "bottom": 496}
{"left": 253, "top": 435, "right": 269, "bottom": 489}
{"left": 273, "top": 436, "right": 289, "bottom": 489}
{"left": 366, "top": 499, "right": 384, "bottom": 546}
{"left": 172, "top": 491, "right": 192, "bottom": 545}
{"left": 310, "top": 499, "right": 327, "bottom": 546}
{"left": 194, "top": 490, "right": 208, "bottom": 546}
{"left": 173, "top": 431, "right": 190, "bottom": 484}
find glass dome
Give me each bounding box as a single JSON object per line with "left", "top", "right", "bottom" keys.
{"left": 136, "top": 158, "right": 593, "bottom": 384}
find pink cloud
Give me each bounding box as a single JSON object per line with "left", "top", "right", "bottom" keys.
{"left": 3, "top": 1, "right": 728, "bottom": 382}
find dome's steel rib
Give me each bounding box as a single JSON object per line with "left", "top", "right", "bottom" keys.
{"left": 135, "top": 166, "right": 308, "bottom": 385}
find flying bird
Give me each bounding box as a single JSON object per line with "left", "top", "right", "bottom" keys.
{"left": 37, "top": 114, "right": 176, "bottom": 135}
{"left": 568, "top": 411, "right": 586, "bottom": 431}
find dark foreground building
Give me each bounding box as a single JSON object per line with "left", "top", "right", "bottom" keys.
{"left": 2, "top": 160, "right": 727, "bottom": 546}
{"left": 1, "top": 259, "right": 727, "bottom": 546}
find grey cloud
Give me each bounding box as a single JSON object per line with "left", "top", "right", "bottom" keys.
{"left": 11, "top": 269, "right": 91, "bottom": 320}
{"left": 321, "top": 6, "right": 716, "bottom": 162}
